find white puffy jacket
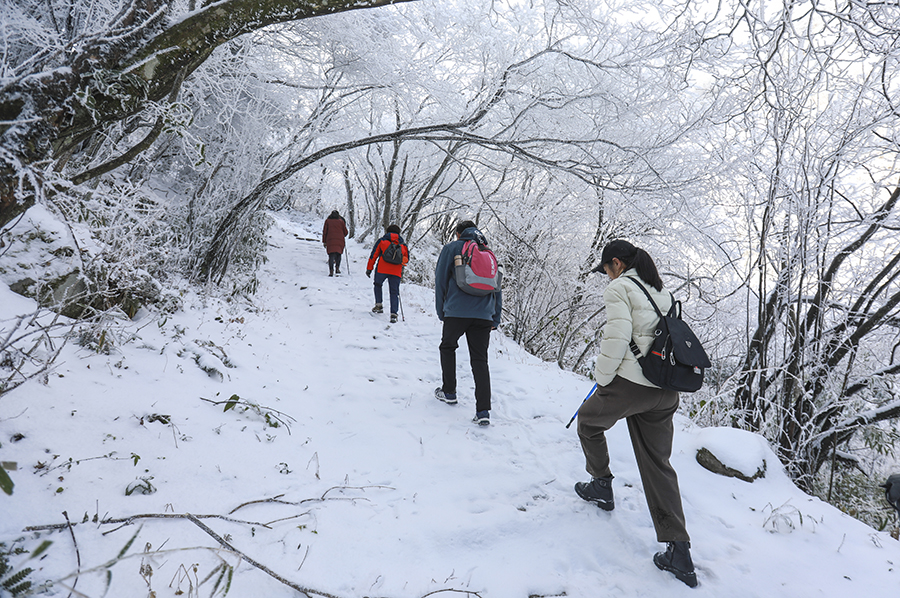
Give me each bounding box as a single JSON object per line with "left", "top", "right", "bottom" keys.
{"left": 593, "top": 269, "right": 673, "bottom": 388}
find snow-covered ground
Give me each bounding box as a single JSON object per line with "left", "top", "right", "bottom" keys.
{"left": 1, "top": 211, "right": 898, "bottom": 597}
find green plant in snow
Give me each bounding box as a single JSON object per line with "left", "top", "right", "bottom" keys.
{"left": 0, "top": 556, "right": 31, "bottom": 597}
{"left": 0, "top": 540, "right": 52, "bottom": 597}
{"left": 205, "top": 561, "right": 234, "bottom": 597}
{"left": 125, "top": 476, "right": 156, "bottom": 496}
{"left": 212, "top": 394, "right": 295, "bottom": 433}
{"left": 169, "top": 559, "right": 234, "bottom": 598}
{"left": 31, "top": 526, "right": 236, "bottom": 598}
{"left": 761, "top": 500, "right": 819, "bottom": 533}
{"left": 0, "top": 464, "right": 12, "bottom": 496}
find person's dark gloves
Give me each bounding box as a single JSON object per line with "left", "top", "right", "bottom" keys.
{"left": 366, "top": 269, "right": 372, "bottom": 278}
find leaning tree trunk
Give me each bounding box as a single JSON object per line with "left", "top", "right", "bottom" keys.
{"left": 343, "top": 166, "right": 356, "bottom": 239}
{"left": 732, "top": 182, "right": 900, "bottom": 488}
{"left": 0, "top": 0, "right": 419, "bottom": 229}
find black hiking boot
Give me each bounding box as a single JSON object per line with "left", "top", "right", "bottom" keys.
{"left": 390, "top": 313, "right": 398, "bottom": 323}
{"left": 654, "top": 541, "right": 698, "bottom": 588}
{"left": 574, "top": 475, "right": 614, "bottom": 511}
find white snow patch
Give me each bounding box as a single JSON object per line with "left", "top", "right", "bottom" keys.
{"left": 1, "top": 210, "right": 898, "bottom": 598}
{"left": 692, "top": 426, "right": 772, "bottom": 480}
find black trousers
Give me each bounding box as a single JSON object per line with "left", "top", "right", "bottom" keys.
{"left": 439, "top": 317, "right": 493, "bottom": 412}
{"left": 328, "top": 252, "right": 342, "bottom": 273}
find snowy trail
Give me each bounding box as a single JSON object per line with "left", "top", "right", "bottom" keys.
{"left": 1, "top": 210, "right": 899, "bottom": 598}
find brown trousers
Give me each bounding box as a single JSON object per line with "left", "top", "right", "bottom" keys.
{"left": 577, "top": 375, "right": 690, "bottom": 542}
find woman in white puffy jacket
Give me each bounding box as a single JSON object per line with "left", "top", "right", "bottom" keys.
{"left": 574, "top": 240, "right": 698, "bottom": 588}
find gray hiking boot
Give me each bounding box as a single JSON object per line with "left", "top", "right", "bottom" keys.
{"left": 654, "top": 541, "right": 698, "bottom": 588}
{"left": 434, "top": 387, "right": 457, "bottom": 405}
{"left": 372, "top": 303, "right": 383, "bottom": 313}
{"left": 390, "top": 313, "right": 398, "bottom": 323}
{"left": 574, "top": 475, "right": 614, "bottom": 511}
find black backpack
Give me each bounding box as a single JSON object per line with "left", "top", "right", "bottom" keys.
{"left": 626, "top": 277, "right": 711, "bottom": 392}
{"left": 381, "top": 234, "right": 405, "bottom": 265}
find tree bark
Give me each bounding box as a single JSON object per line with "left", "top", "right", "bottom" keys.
{"left": 0, "top": 0, "right": 420, "bottom": 228}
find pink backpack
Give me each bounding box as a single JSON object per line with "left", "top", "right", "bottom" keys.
{"left": 454, "top": 240, "right": 502, "bottom": 296}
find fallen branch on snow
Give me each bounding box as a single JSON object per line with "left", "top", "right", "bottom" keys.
{"left": 229, "top": 485, "right": 394, "bottom": 514}
{"left": 24, "top": 512, "right": 273, "bottom": 534}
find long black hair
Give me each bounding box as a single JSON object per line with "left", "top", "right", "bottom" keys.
{"left": 599, "top": 239, "right": 664, "bottom": 291}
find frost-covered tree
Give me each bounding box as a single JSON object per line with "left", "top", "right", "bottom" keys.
{"left": 671, "top": 0, "right": 900, "bottom": 505}
{"left": 0, "top": 0, "right": 419, "bottom": 229}
{"left": 5, "top": 0, "right": 900, "bottom": 529}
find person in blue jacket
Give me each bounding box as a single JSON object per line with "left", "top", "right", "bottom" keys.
{"left": 434, "top": 220, "right": 502, "bottom": 426}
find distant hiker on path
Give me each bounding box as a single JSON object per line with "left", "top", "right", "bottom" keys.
{"left": 575, "top": 239, "right": 698, "bottom": 588}
{"left": 433, "top": 220, "right": 502, "bottom": 426}
{"left": 366, "top": 224, "right": 409, "bottom": 323}
{"left": 322, "top": 210, "right": 348, "bottom": 277}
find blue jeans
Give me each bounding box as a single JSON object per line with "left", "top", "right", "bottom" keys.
{"left": 373, "top": 272, "right": 401, "bottom": 314}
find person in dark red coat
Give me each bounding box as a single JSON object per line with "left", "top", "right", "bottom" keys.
{"left": 366, "top": 224, "right": 409, "bottom": 323}
{"left": 322, "top": 210, "right": 348, "bottom": 276}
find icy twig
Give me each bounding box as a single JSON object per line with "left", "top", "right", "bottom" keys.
{"left": 185, "top": 513, "right": 343, "bottom": 598}
{"left": 23, "top": 512, "right": 273, "bottom": 535}
{"left": 229, "top": 485, "right": 394, "bottom": 514}
{"left": 62, "top": 511, "right": 81, "bottom": 598}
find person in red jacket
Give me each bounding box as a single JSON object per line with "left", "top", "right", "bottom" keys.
{"left": 322, "top": 210, "right": 348, "bottom": 276}
{"left": 366, "top": 224, "right": 409, "bottom": 323}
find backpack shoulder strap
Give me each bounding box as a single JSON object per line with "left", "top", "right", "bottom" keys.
{"left": 624, "top": 276, "right": 663, "bottom": 317}
{"left": 624, "top": 276, "right": 666, "bottom": 359}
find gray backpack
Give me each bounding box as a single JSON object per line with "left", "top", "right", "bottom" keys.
{"left": 381, "top": 234, "right": 405, "bottom": 265}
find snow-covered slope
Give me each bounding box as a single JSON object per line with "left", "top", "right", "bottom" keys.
{"left": 1, "top": 211, "right": 898, "bottom": 598}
